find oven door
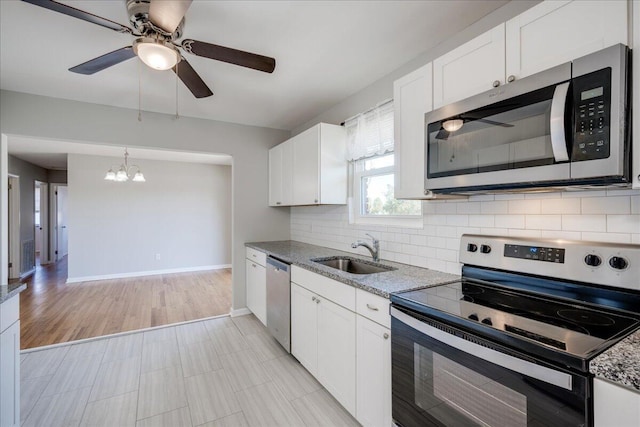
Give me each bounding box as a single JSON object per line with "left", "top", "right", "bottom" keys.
{"left": 424, "top": 62, "right": 572, "bottom": 193}
{"left": 391, "top": 306, "right": 590, "bottom": 427}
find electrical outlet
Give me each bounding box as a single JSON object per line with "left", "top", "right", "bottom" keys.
{"left": 155, "top": 253, "right": 161, "bottom": 261}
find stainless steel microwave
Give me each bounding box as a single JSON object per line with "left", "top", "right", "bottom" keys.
{"left": 424, "top": 44, "right": 631, "bottom": 194}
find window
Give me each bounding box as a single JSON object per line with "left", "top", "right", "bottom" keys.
{"left": 345, "top": 101, "right": 422, "bottom": 226}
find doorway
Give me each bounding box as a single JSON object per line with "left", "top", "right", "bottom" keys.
{"left": 50, "top": 183, "right": 68, "bottom": 262}
{"left": 34, "top": 181, "right": 49, "bottom": 265}
{"left": 8, "top": 174, "right": 19, "bottom": 279}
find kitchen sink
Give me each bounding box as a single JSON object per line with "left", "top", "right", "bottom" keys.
{"left": 311, "top": 257, "right": 396, "bottom": 275}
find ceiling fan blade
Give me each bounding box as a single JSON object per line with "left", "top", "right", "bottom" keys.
{"left": 149, "top": 0, "right": 192, "bottom": 34}
{"left": 21, "top": 0, "right": 132, "bottom": 34}
{"left": 435, "top": 129, "right": 450, "bottom": 140}
{"left": 173, "top": 57, "right": 213, "bottom": 98}
{"left": 475, "top": 118, "right": 514, "bottom": 128}
{"left": 69, "top": 47, "right": 136, "bottom": 75}
{"left": 181, "top": 39, "right": 276, "bottom": 73}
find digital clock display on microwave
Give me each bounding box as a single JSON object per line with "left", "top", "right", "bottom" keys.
{"left": 581, "top": 86, "right": 604, "bottom": 100}
{"left": 504, "top": 244, "right": 565, "bottom": 263}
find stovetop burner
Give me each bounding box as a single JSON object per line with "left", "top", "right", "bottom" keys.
{"left": 557, "top": 309, "right": 616, "bottom": 326}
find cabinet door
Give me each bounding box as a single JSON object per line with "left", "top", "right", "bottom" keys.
{"left": 594, "top": 378, "right": 640, "bottom": 427}
{"left": 245, "top": 260, "right": 266, "bottom": 325}
{"left": 291, "top": 283, "right": 319, "bottom": 376}
{"left": 292, "top": 126, "right": 320, "bottom": 205}
{"left": 268, "top": 144, "right": 283, "bottom": 206}
{"left": 506, "top": 0, "right": 628, "bottom": 81}
{"left": 317, "top": 296, "right": 356, "bottom": 416}
{"left": 394, "top": 63, "right": 433, "bottom": 199}
{"left": 0, "top": 320, "right": 20, "bottom": 427}
{"left": 433, "top": 24, "right": 505, "bottom": 109}
{"left": 356, "top": 316, "right": 391, "bottom": 427}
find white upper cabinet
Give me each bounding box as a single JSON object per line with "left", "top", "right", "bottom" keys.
{"left": 633, "top": 0, "right": 640, "bottom": 189}
{"left": 432, "top": 1, "right": 628, "bottom": 111}
{"left": 433, "top": 24, "right": 505, "bottom": 109}
{"left": 394, "top": 63, "right": 433, "bottom": 199}
{"left": 269, "top": 123, "right": 346, "bottom": 206}
{"left": 506, "top": 0, "right": 628, "bottom": 81}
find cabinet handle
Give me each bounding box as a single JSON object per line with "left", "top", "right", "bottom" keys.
{"left": 383, "top": 333, "right": 389, "bottom": 340}
{"left": 252, "top": 254, "right": 256, "bottom": 257}
{"left": 507, "top": 75, "right": 516, "bottom": 83}
{"left": 366, "top": 304, "right": 379, "bottom": 311}
{"left": 316, "top": 298, "right": 321, "bottom": 304}
{"left": 312, "top": 296, "right": 316, "bottom": 302}
{"left": 492, "top": 80, "right": 501, "bottom": 88}
{"left": 314, "top": 199, "right": 318, "bottom": 203}
{"left": 252, "top": 263, "right": 256, "bottom": 268}
{"left": 276, "top": 202, "right": 281, "bottom": 205}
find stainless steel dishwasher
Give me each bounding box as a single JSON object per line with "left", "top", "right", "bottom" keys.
{"left": 266, "top": 256, "right": 291, "bottom": 353}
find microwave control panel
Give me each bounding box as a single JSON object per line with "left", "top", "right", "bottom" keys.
{"left": 572, "top": 68, "right": 611, "bottom": 161}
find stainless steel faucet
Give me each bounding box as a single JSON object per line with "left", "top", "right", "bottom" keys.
{"left": 351, "top": 233, "right": 380, "bottom": 262}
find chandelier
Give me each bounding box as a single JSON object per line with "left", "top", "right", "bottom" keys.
{"left": 104, "top": 148, "right": 146, "bottom": 182}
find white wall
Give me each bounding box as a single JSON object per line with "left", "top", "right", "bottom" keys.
{"left": 291, "top": 190, "right": 640, "bottom": 275}
{"left": 0, "top": 90, "right": 291, "bottom": 312}
{"left": 67, "top": 154, "right": 232, "bottom": 281}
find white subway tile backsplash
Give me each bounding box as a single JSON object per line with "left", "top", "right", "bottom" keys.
{"left": 508, "top": 199, "right": 541, "bottom": 215}
{"left": 481, "top": 201, "right": 509, "bottom": 214}
{"left": 561, "top": 215, "right": 607, "bottom": 232}
{"left": 291, "top": 191, "right": 639, "bottom": 275}
{"left": 607, "top": 215, "right": 640, "bottom": 234}
{"left": 582, "top": 196, "right": 630, "bottom": 214}
{"left": 525, "top": 215, "right": 562, "bottom": 230}
{"left": 540, "top": 198, "right": 581, "bottom": 214}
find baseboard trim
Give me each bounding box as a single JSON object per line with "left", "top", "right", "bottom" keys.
{"left": 66, "top": 264, "right": 232, "bottom": 284}
{"left": 230, "top": 307, "right": 252, "bottom": 317}
{"left": 20, "top": 312, "right": 232, "bottom": 354}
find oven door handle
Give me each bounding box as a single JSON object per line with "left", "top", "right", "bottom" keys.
{"left": 391, "top": 307, "right": 573, "bottom": 391}
{"left": 549, "top": 81, "right": 571, "bottom": 163}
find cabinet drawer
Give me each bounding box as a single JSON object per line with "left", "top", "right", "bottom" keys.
{"left": 0, "top": 296, "right": 19, "bottom": 333}
{"left": 292, "top": 266, "right": 356, "bottom": 311}
{"left": 245, "top": 247, "right": 266, "bottom": 267}
{"left": 356, "top": 289, "right": 390, "bottom": 329}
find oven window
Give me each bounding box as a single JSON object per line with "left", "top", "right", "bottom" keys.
{"left": 427, "top": 84, "right": 562, "bottom": 178}
{"left": 414, "top": 343, "right": 527, "bottom": 426}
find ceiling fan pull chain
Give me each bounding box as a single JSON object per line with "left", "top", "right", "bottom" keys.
{"left": 138, "top": 58, "right": 142, "bottom": 122}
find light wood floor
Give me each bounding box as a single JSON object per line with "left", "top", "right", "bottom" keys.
{"left": 20, "top": 315, "right": 358, "bottom": 427}
{"left": 19, "top": 257, "right": 232, "bottom": 349}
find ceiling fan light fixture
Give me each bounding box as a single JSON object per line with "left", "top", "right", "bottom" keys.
{"left": 442, "top": 119, "right": 464, "bottom": 132}
{"left": 133, "top": 38, "right": 179, "bottom": 71}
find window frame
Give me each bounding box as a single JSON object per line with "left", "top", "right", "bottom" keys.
{"left": 351, "top": 153, "right": 423, "bottom": 228}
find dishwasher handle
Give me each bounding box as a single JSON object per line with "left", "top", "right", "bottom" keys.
{"left": 266, "top": 256, "right": 290, "bottom": 272}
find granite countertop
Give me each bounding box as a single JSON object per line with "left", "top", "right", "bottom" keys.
{"left": 245, "top": 240, "right": 459, "bottom": 298}
{"left": 0, "top": 283, "right": 27, "bottom": 304}
{"left": 590, "top": 328, "right": 640, "bottom": 392}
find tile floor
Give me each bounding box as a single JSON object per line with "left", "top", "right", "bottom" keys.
{"left": 20, "top": 314, "right": 360, "bottom": 427}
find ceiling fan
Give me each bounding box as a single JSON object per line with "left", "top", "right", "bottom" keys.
{"left": 21, "top": 0, "right": 277, "bottom": 98}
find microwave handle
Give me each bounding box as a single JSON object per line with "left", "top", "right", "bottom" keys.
{"left": 390, "top": 307, "right": 573, "bottom": 391}
{"left": 549, "top": 82, "right": 570, "bottom": 162}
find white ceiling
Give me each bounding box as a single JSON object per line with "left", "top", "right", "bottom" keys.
{"left": 1, "top": 0, "right": 508, "bottom": 132}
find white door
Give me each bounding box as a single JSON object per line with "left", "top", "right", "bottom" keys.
{"left": 394, "top": 62, "right": 433, "bottom": 199}
{"left": 7, "top": 176, "right": 20, "bottom": 279}
{"left": 291, "top": 283, "right": 318, "bottom": 376}
{"left": 268, "top": 145, "right": 283, "bottom": 206}
{"left": 356, "top": 316, "right": 391, "bottom": 427}
{"left": 433, "top": 24, "right": 505, "bottom": 109}
{"left": 38, "top": 183, "right": 49, "bottom": 264}
{"left": 55, "top": 185, "right": 68, "bottom": 260}
{"left": 505, "top": 0, "right": 628, "bottom": 81}
{"left": 317, "top": 296, "right": 356, "bottom": 416}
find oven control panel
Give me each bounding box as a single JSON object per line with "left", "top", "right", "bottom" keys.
{"left": 460, "top": 235, "right": 639, "bottom": 291}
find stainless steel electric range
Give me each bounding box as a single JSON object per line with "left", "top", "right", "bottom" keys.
{"left": 390, "top": 235, "right": 640, "bottom": 427}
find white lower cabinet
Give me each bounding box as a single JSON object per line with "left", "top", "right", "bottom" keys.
{"left": 356, "top": 315, "right": 391, "bottom": 427}
{"left": 291, "top": 283, "right": 319, "bottom": 375}
{"left": 594, "top": 377, "right": 640, "bottom": 427}
{"left": 317, "top": 296, "right": 356, "bottom": 416}
{"left": 245, "top": 259, "right": 266, "bottom": 325}
{"left": 0, "top": 296, "right": 20, "bottom": 427}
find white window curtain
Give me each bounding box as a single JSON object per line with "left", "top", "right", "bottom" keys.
{"left": 344, "top": 100, "right": 394, "bottom": 161}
